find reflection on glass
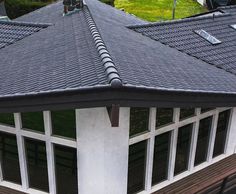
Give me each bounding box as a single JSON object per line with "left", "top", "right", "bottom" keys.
{"left": 174, "top": 124, "right": 192, "bottom": 175}
{"left": 152, "top": 132, "right": 171, "bottom": 185}
{"left": 194, "top": 117, "right": 212, "bottom": 166}
{"left": 51, "top": 110, "right": 76, "bottom": 139}
{"left": 0, "top": 113, "right": 15, "bottom": 126}
{"left": 21, "top": 112, "right": 44, "bottom": 133}
{"left": 180, "top": 108, "right": 195, "bottom": 120}
{"left": 201, "top": 108, "right": 215, "bottom": 113}
{"left": 0, "top": 132, "right": 21, "bottom": 184}
{"left": 127, "top": 141, "right": 147, "bottom": 194}
{"left": 213, "top": 110, "right": 230, "bottom": 157}
{"left": 130, "top": 108, "right": 149, "bottom": 137}
{"left": 55, "top": 145, "right": 78, "bottom": 194}
{"left": 156, "top": 108, "right": 173, "bottom": 128}
{"left": 25, "top": 138, "right": 49, "bottom": 192}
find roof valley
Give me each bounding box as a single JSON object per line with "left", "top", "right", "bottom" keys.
{"left": 83, "top": 6, "right": 122, "bottom": 88}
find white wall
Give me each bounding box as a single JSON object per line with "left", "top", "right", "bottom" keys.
{"left": 76, "top": 107, "right": 130, "bottom": 194}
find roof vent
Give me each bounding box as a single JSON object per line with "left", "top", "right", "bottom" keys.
{"left": 230, "top": 24, "right": 236, "bottom": 30}
{"left": 194, "top": 29, "right": 221, "bottom": 45}
{"left": 63, "top": 0, "right": 84, "bottom": 15}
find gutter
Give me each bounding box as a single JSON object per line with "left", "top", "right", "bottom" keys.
{"left": 0, "top": 85, "right": 236, "bottom": 113}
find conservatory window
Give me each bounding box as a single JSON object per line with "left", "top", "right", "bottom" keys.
{"left": 128, "top": 107, "right": 232, "bottom": 194}
{"left": 0, "top": 109, "right": 78, "bottom": 194}
{"left": 0, "top": 132, "right": 21, "bottom": 184}
{"left": 51, "top": 110, "right": 76, "bottom": 139}
{"left": 25, "top": 138, "right": 49, "bottom": 192}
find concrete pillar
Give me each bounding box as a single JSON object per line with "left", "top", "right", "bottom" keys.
{"left": 76, "top": 107, "right": 130, "bottom": 194}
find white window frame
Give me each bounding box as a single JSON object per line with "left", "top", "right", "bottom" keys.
{"left": 129, "top": 107, "right": 234, "bottom": 194}
{"left": 0, "top": 110, "right": 79, "bottom": 194}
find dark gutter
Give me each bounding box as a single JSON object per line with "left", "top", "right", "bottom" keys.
{"left": 0, "top": 86, "right": 235, "bottom": 113}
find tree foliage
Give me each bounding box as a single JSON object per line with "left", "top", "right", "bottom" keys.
{"left": 5, "top": 0, "right": 55, "bottom": 19}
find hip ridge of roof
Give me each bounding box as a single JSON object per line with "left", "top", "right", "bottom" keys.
{"left": 84, "top": 5, "right": 123, "bottom": 88}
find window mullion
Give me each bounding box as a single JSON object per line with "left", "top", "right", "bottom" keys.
{"left": 168, "top": 108, "right": 180, "bottom": 180}
{"left": 14, "top": 113, "right": 29, "bottom": 190}
{"left": 207, "top": 110, "right": 219, "bottom": 162}
{"left": 0, "top": 154, "right": 3, "bottom": 182}
{"left": 76, "top": 109, "right": 80, "bottom": 194}
{"left": 44, "top": 111, "right": 56, "bottom": 194}
{"left": 145, "top": 108, "right": 156, "bottom": 192}
{"left": 188, "top": 108, "right": 200, "bottom": 171}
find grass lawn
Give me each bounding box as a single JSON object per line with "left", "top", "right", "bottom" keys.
{"left": 115, "top": 0, "right": 207, "bottom": 22}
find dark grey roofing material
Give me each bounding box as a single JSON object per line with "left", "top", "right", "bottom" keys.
{"left": 0, "top": 4, "right": 108, "bottom": 97}
{"left": 86, "top": 0, "right": 236, "bottom": 93}
{"left": 1, "top": 0, "right": 236, "bottom": 108}
{"left": 130, "top": 5, "right": 236, "bottom": 77}
{"left": 0, "top": 20, "right": 49, "bottom": 49}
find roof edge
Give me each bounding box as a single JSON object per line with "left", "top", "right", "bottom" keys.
{"left": 0, "top": 86, "right": 236, "bottom": 113}
{"left": 0, "top": 19, "right": 51, "bottom": 28}
{"left": 128, "top": 11, "right": 231, "bottom": 29}
{"left": 83, "top": 5, "right": 123, "bottom": 88}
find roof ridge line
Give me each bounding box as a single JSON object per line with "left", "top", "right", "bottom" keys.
{"left": 83, "top": 6, "right": 123, "bottom": 88}
{"left": 0, "top": 20, "right": 51, "bottom": 28}
{"left": 128, "top": 12, "right": 231, "bottom": 29}
{"left": 218, "top": 4, "right": 236, "bottom": 9}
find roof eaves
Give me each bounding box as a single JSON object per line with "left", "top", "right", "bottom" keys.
{"left": 83, "top": 5, "right": 123, "bottom": 88}
{"left": 218, "top": 4, "right": 236, "bottom": 10}
{"left": 0, "top": 20, "right": 52, "bottom": 28}
{"left": 128, "top": 12, "right": 231, "bottom": 29}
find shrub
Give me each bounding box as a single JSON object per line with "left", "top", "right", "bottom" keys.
{"left": 5, "top": 0, "right": 51, "bottom": 19}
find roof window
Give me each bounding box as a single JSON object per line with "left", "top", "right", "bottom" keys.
{"left": 194, "top": 29, "right": 221, "bottom": 45}
{"left": 230, "top": 24, "right": 236, "bottom": 30}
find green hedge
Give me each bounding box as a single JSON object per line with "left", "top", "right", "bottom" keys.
{"left": 100, "top": 0, "right": 114, "bottom": 6}
{"left": 5, "top": 0, "right": 52, "bottom": 19}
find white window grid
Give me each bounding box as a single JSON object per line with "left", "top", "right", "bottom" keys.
{"left": 129, "top": 107, "right": 233, "bottom": 194}
{"left": 0, "top": 110, "right": 79, "bottom": 194}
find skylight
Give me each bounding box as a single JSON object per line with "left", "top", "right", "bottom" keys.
{"left": 230, "top": 24, "right": 236, "bottom": 30}
{"left": 194, "top": 29, "right": 221, "bottom": 45}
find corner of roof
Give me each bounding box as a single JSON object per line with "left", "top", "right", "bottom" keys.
{"left": 83, "top": 5, "right": 123, "bottom": 88}
{"left": 128, "top": 9, "right": 231, "bottom": 29}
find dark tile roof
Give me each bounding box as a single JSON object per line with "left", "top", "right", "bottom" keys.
{"left": 0, "top": 21, "right": 49, "bottom": 49}
{"left": 1, "top": 0, "right": 236, "bottom": 103}
{"left": 130, "top": 5, "right": 236, "bottom": 77}
{"left": 0, "top": 4, "right": 111, "bottom": 97}
{"left": 86, "top": 0, "right": 236, "bottom": 93}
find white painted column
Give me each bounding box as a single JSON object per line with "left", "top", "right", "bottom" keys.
{"left": 225, "top": 108, "right": 236, "bottom": 154}
{"left": 77, "top": 107, "right": 130, "bottom": 194}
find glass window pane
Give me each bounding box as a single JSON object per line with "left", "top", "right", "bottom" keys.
{"left": 0, "top": 113, "right": 15, "bottom": 127}
{"left": 156, "top": 108, "right": 173, "bottom": 128}
{"left": 213, "top": 110, "right": 231, "bottom": 158}
{"left": 127, "top": 141, "right": 147, "bottom": 194}
{"left": 21, "top": 112, "right": 44, "bottom": 133}
{"left": 51, "top": 110, "right": 76, "bottom": 139}
{"left": 174, "top": 124, "right": 193, "bottom": 176}
{"left": 0, "top": 132, "right": 21, "bottom": 184}
{"left": 130, "top": 108, "right": 149, "bottom": 137}
{"left": 152, "top": 132, "right": 171, "bottom": 185}
{"left": 180, "top": 108, "right": 195, "bottom": 120}
{"left": 25, "top": 138, "right": 49, "bottom": 192}
{"left": 201, "top": 108, "right": 215, "bottom": 113}
{"left": 194, "top": 116, "right": 212, "bottom": 166}
{"left": 54, "top": 145, "right": 78, "bottom": 194}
